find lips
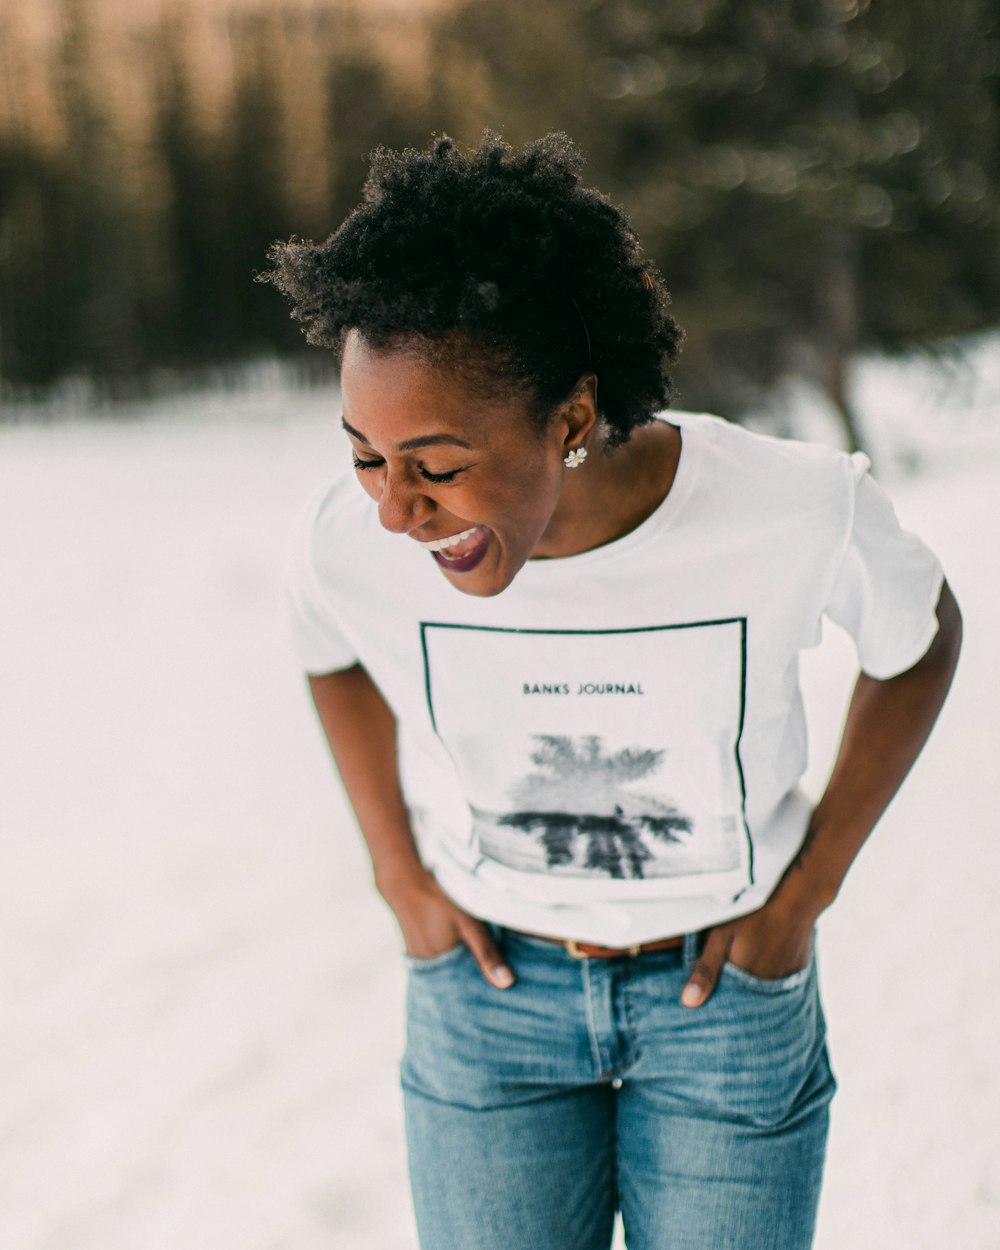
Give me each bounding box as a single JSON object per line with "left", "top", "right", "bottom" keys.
{"left": 427, "top": 525, "right": 492, "bottom": 573}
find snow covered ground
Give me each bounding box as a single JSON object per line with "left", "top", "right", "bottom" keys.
{"left": 2, "top": 345, "right": 999, "bottom": 1250}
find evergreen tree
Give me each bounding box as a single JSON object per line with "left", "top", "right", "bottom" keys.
{"left": 326, "top": 51, "right": 434, "bottom": 229}
{"left": 1, "top": 0, "right": 153, "bottom": 393}
{"left": 219, "top": 12, "right": 299, "bottom": 360}
{"left": 151, "top": 18, "right": 229, "bottom": 368}
{"left": 0, "top": 144, "right": 79, "bottom": 388}
{"left": 52, "top": 0, "right": 152, "bottom": 394}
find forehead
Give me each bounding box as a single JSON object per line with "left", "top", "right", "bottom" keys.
{"left": 339, "top": 330, "right": 535, "bottom": 447}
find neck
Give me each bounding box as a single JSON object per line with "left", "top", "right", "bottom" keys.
{"left": 533, "top": 420, "right": 682, "bottom": 559}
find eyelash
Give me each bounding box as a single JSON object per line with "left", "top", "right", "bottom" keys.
{"left": 352, "top": 455, "right": 463, "bottom": 485}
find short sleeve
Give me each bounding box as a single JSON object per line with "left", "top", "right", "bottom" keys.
{"left": 823, "top": 454, "right": 944, "bottom": 679}
{"left": 282, "top": 490, "right": 359, "bottom": 675}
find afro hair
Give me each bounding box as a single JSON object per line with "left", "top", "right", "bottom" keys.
{"left": 259, "top": 131, "right": 683, "bottom": 447}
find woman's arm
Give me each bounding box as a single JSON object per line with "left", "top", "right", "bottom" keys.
{"left": 308, "top": 665, "right": 515, "bottom": 987}
{"left": 681, "top": 578, "right": 963, "bottom": 1007}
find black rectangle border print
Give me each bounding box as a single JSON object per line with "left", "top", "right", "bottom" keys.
{"left": 419, "top": 619, "right": 753, "bottom": 890}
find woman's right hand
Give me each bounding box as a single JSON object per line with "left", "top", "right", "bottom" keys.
{"left": 379, "top": 865, "right": 516, "bottom": 989}
{"left": 306, "top": 669, "right": 515, "bottom": 989}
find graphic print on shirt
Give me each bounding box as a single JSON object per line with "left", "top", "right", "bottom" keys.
{"left": 420, "top": 621, "right": 753, "bottom": 898}
{"left": 487, "top": 734, "right": 694, "bottom": 880}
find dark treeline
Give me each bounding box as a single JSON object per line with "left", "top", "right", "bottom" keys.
{"left": 1, "top": 0, "right": 998, "bottom": 442}
{"left": 0, "top": 1, "right": 437, "bottom": 398}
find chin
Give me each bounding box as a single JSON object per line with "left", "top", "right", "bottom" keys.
{"left": 442, "top": 561, "right": 521, "bottom": 598}
{"left": 444, "top": 573, "right": 512, "bottom": 598}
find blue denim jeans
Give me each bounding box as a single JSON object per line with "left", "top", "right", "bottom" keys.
{"left": 401, "top": 928, "right": 835, "bottom": 1250}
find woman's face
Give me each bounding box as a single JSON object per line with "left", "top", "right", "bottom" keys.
{"left": 339, "top": 331, "right": 594, "bottom": 598}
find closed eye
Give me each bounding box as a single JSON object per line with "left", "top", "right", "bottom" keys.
{"left": 418, "top": 466, "right": 465, "bottom": 484}
{"left": 352, "top": 455, "right": 467, "bottom": 484}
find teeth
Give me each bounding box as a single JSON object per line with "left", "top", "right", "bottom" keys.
{"left": 415, "top": 527, "right": 480, "bottom": 552}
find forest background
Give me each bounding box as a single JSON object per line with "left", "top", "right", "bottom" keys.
{"left": 1, "top": 0, "right": 999, "bottom": 450}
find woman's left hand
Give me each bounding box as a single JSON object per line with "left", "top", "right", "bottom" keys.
{"left": 680, "top": 894, "right": 817, "bottom": 1008}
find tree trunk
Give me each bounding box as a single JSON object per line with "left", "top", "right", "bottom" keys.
{"left": 821, "top": 227, "right": 866, "bottom": 458}
{"left": 824, "top": 338, "right": 864, "bottom": 457}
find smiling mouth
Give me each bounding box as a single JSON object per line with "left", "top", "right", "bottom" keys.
{"left": 415, "top": 526, "right": 481, "bottom": 554}
{"left": 415, "top": 524, "right": 492, "bottom": 573}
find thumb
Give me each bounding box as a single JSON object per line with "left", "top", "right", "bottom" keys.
{"left": 459, "top": 917, "right": 516, "bottom": 990}
{"left": 681, "top": 925, "right": 732, "bottom": 1008}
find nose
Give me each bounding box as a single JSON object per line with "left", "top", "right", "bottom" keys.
{"left": 375, "top": 465, "right": 434, "bottom": 534}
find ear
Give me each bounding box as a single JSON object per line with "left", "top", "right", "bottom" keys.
{"left": 558, "top": 372, "right": 599, "bottom": 451}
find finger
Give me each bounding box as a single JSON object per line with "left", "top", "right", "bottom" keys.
{"left": 459, "top": 917, "right": 515, "bottom": 989}
{"left": 681, "top": 926, "right": 732, "bottom": 1008}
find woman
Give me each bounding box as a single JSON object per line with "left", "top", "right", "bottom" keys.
{"left": 262, "top": 133, "right": 961, "bottom": 1250}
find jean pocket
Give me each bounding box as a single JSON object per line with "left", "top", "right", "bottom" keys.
{"left": 722, "top": 954, "right": 814, "bottom": 995}
{"left": 404, "top": 943, "right": 470, "bottom": 973}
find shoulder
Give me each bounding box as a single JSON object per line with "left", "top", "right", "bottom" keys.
{"left": 285, "top": 469, "right": 386, "bottom": 595}
{"left": 287, "top": 468, "right": 381, "bottom": 561}
{"left": 286, "top": 467, "right": 425, "bottom": 609}
{"left": 669, "top": 410, "right": 855, "bottom": 474}
{"left": 291, "top": 467, "right": 370, "bottom": 536}
{"left": 668, "top": 410, "right": 861, "bottom": 516}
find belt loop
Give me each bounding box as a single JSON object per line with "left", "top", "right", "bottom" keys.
{"left": 682, "top": 930, "right": 701, "bottom": 969}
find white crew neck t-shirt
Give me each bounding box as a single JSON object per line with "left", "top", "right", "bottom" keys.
{"left": 284, "top": 412, "right": 944, "bottom": 944}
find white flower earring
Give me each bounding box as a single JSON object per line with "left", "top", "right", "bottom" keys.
{"left": 564, "top": 447, "right": 588, "bottom": 469}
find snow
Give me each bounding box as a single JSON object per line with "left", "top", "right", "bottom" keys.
{"left": 2, "top": 345, "right": 999, "bottom": 1250}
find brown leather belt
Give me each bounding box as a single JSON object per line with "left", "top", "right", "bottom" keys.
{"left": 511, "top": 930, "right": 685, "bottom": 959}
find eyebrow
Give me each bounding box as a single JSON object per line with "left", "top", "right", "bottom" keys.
{"left": 341, "top": 418, "right": 473, "bottom": 453}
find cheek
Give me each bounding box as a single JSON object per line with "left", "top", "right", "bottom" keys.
{"left": 497, "top": 466, "right": 561, "bottom": 536}
{"left": 522, "top": 455, "right": 563, "bottom": 511}
{"left": 488, "top": 467, "right": 537, "bottom": 505}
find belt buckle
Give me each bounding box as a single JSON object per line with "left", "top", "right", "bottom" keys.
{"left": 565, "top": 939, "right": 642, "bottom": 959}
